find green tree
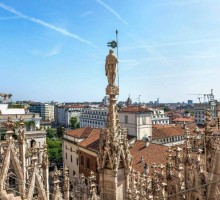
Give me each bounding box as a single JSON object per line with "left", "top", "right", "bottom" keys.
{"left": 57, "top": 126, "right": 65, "bottom": 138}
{"left": 70, "top": 116, "right": 80, "bottom": 129}
{"left": 46, "top": 128, "right": 57, "bottom": 138}
{"left": 46, "top": 137, "right": 62, "bottom": 164}
{"left": 164, "top": 107, "right": 171, "bottom": 112}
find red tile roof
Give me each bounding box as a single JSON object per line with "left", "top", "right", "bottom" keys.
{"left": 152, "top": 124, "right": 175, "bottom": 128}
{"left": 65, "top": 127, "right": 94, "bottom": 139}
{"left": 58, "top": 104, "right": 86, "bottom": 109}
{"left": 152, "top": 124, "right": 197, "bottom": 139}
{"left": 79, "top": 129, "right": 101, "bottom": 151}
{"left": 119, "top": 106, "right": 152, "bottom": 113}
{"left": 173, "top": 118, "right": 194, "bottom": 122}
{"left": 67, "top": 127, "right": 174, "bottom": 174}
{"left": 129, "top": 141, "right": 168, "bottom": 173}
{"left": 77, "top": 132, "right": 169, "bottom": 174}
{"left": 152, "top": 126, "right": 185, "bottom": 139}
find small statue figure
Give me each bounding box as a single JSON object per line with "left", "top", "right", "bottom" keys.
{"left": 105, "top": 49, "right": 118, "bottom": 85}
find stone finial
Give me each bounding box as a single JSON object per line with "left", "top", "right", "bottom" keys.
{"left": 89, "top": 171, "right": 99, "bottom": 200}
{"left": 4, "top": 117, "right": 15, "bottom": 131}
{"left": 51, "top": 166, "right": 63, "bottom": 200}
{"left": 51, "top": 166, "right": 62, "bottom": 196}
{"left": 4, "top": 117, "right": 15, "bottom": 138}
{"left": 51, "top": 166, "right": 61, "bottom": 182}
{"left": 205, "top": 108, "right": 213, "bottom": 135}
{"left": 63, "top": 165, "right": 70, "bottom": 200}
{"left": 42, "top": 142, "right": 49, "bottom": 168}
{"left": 18, "top": 116, "right": 26, "bottom": 144}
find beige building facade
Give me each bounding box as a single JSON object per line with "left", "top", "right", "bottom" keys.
{"left": 63, "top": 134, "right": 80, "bottom": 180}
{"left": 119, "top": 106, "right": 152, "bottom": 140}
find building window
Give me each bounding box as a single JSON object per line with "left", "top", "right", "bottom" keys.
{"left": 142, "top": 117, "right": 146, "bottom": 125}
{"left": 87, "top": 158, "right": 90, "bottom": 169}
{"left": 81, "top": 155, "right": 84, "bottom": 165}
{"left": 73, "top": 170, "right": 75, "bottom": 176}
{"left": 66, "top": 153, "right": 67, "bottom": 159}
{"left": 125, "top": 115, "right": 128, "bottom": 124}
{"left": 71, "top": 155, "right": 72, "bottom": 162}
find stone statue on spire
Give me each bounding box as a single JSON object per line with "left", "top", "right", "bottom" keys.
{"left": 105, "top": 49, "right": 118, "bottom": 85}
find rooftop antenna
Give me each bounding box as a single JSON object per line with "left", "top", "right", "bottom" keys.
{"left": 116, "top": 30, "right": 119, "bottom": 88}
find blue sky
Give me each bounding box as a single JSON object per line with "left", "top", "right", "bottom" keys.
{"left": 0, "top": 0, "right": 220, "bottom": 103}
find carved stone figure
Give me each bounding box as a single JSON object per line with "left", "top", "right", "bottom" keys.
{"left": 105, "top": 49, "right": 118, "bottom": 85}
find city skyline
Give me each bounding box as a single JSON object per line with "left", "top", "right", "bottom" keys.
{"left": 0, "top": 0, "right": 220, "bottom": 103}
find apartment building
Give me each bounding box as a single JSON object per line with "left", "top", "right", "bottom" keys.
{"left": 150, "top": 109, "right": 169, "bottom": 124}
{"left": 56, "top": 104, "right": 85, "bottom": 127}
{"left": 191, "top": 103, "right": 217, "bottom": 125}
{"left": 80, "top": 107, "right": 108, "bottom": 128}
{"left": 41, "top": 103, "right": 55, "bottom": 122}
{"left": 28, "top": 102, "right": 55, "bottom": 122}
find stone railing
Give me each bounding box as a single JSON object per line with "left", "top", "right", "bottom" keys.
{"left": 0, "top": 113, "right": 40, "bottom": 120}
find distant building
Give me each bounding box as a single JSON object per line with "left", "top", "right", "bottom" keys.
{"left": 154, "top": 98, "right": 159, "bottom": 105}
{"left": 191, "top": 102, "right": 218, "bottom": 125}
{"left": 41, "top": 103, "right": 54, "bottom": 122}
{"left": 28, "top": 102, "right": 55, "bottom": 122}
{"left": 150, "top": 109, "right": 169, "bottom": 125}
{"left": 151, "top": 124, "right": 196, "bottom": 146}
{"left": 28, "top": 102, "right": 42, "bottom": 114}
{"left": 80, "top": 107, "right": 108, "bottom": 128}
{"left": 56, "top": 104, "right": 85, "bottom": 127}
{"left": 188, "top": 100, "right": 193, "bottom": 105}
{"left": 173, "top": 117, "right": 194, "bottom": 125}
{"left": 126, "top": 95, "right": 132, "bottom": 106}
{"left": 102, "top": 96, "right": 109, "bottom": 106}
{"left": 118, "top": 106, "right": 152, "bottom": 140}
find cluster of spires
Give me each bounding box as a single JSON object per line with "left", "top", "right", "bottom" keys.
{"left": 0, "top": 116, "right": 98, "bottom": 200}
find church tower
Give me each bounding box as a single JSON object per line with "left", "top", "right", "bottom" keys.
{"left": 98, "top": 49, "right": 132, "bottom": 200}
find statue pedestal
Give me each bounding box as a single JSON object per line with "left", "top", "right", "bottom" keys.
{"left": 106, "top": 85, "right": 119, "bottom": 96}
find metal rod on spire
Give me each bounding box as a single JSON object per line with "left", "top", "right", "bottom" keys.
{"left": 116, "top": 30, "right": 119, "bottom": 88}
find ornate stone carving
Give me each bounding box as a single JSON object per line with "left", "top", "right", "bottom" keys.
{"left": 106, "top": 85, "right": 119, "bottom": 96}
{"left": 3, "top": 117, "right": 15, "bottom": 132}
{"left": 51, "top": 166, "right": 63, "bottom": 200}
{"left": 18, "top": 117, "right": 26, "bottom": 144}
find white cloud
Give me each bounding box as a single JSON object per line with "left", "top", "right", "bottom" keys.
{"left": 0, "top": 2, "right": 95, "bottom": 47}
{"left": 44, "top": 46, "right": 61, "bottom": 57}
{"left": 81, "top": 11, "right": 93, "bottom": 17}
{"left": 95, "top": 0, "right": 127, "bottom": 24}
